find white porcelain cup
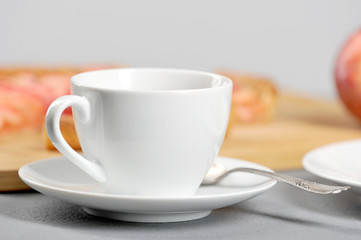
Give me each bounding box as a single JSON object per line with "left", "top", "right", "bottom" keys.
{"left": 46, "top": 68, "right": 232, "bottom": 197}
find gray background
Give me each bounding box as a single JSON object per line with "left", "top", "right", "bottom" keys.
{"left": 1, "top": 0, "right": 361, "bottom": 98}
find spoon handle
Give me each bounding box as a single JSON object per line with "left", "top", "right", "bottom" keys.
{"left": 220, "top": 168, "right": 350, "bottom": 194}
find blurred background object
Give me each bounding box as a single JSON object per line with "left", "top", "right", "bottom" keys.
{"left": 217, "top": 71, "right": 277, "bottom": 124}
{"left": 335, "top": 28, "right": 361, "bottom": 121}
{"left": 1, "top": 0, "right": 360, "bottom": 99}
{"left": 0, "top": 66, "right": 115, "bottom": 133}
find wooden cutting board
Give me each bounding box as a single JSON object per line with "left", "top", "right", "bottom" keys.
{"left": 219, "top": 93, "right": 361, "bottom": 169}
{"left": 1, "top": 93, "right": 361, "bottom": 191}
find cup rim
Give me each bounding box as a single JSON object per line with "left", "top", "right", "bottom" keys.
{"left": 71, "top": 68, "right": 233, "bottom": 94}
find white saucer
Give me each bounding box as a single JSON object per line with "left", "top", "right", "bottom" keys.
{"left": 19, "top": 156, "right": 276, "bottom": 223}
{"left": 303, "top": 139, "right": 361, "bottom": 193}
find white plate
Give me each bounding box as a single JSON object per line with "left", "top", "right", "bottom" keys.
{"left": 19, "top": 156, "right": 276, "bottom": 223}
{"left": 303, "top": 139, "right": 361, "bottom": 193}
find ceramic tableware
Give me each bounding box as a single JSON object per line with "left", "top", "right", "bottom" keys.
{"left": 19, "top": 156, "right": 276, "bottom": 222}
{"left": 46, "top": 68, "right": 232, "bottom": 197}
{"left": 303, "top": 139, "right": 361, "bottom": 193}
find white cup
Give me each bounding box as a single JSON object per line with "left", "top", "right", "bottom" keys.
{"left": 46, "top": 68, "right": 232, "bottom": 197}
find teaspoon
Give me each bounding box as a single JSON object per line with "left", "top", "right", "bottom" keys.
{"left": 202, "top": 162, "right": 350, "bottom": 194}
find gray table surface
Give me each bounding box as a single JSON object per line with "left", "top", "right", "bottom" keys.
{"left": 1, "top": 170, "right": 360, "bottom": 240}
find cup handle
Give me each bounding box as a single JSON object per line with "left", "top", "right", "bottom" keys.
{"left": 45, "top": 95, "right": 107, "bottom": 182}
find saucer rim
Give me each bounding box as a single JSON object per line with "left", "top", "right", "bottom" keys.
{"left": 19, "top": 156, "right": 277, "bottom": 201}
{"left": 302, "top": 139, "right": 361, "bottom": 188}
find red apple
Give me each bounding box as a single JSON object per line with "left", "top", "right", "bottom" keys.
{"left": 335, "top": 28, "right": 361, "bottom": 120}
